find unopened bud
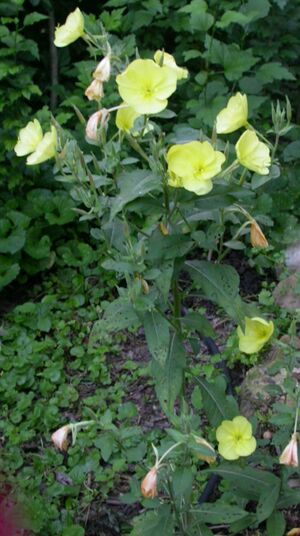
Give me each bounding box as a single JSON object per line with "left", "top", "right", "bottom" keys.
{"left": 141, "top": 279, "right": 149, "bottom": 294}
{"left": 93, "top": 55, "right": 111, "bottom": 82}
{"left": 250, "top": 221, "right": 269, "bottom": 248}
{"left": 263, "top": 430, "right": 272, "bottom": 440}
{"left": 85, "top": 79, "right": 104, "bottom": 101}
{"left": 159, "top": 222, "right": 169, "bottom": 236}
{"left": 85, "top": 109, "right": 109, "bottom": 141}
{"left": 51, "top": 424, "right": 72, "bottom": 451}
{"left": 141, "top": 467, "right": 158, "bottom": 499}
{"left": 193, "top": 435, "right": 216, "bottom": 464}
{"left": 279, "top": 433, "right": 298, "bottom": 467}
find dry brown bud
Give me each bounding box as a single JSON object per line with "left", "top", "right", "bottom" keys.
{"left": 250, "top": 221, "right": 269, "bottom": 248}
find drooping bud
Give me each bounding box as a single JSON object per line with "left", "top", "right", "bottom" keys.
{"left": 193, "top": 435, "right": 217, "bottom": 464}
{"left": 159, "top": 222, "right": 169, "bottom": 235}
{"left": 85, "top": 109, "right": 109, "bottom": 142}
{"left": 279, "top": 433, "right": 298, "bottom": 467}
{"left": 93, "top": 56, "right": 111, "bottom": 82}
{"left": 85, "top": 79, "right": 104, "bottom": 102}
{"left": 141, "top": 467, "right": 158, "bottom": 499}
{"left": 250, "top": 221, "right": 269, "bottom": 248}
{"left": 51, "top": 425, "right": 72, "bottom": 451}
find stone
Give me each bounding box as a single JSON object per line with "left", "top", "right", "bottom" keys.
{"left": 273, "top": 273, "right": 300, "bottom": 310}
{"left": 239, "top": 336, "right": 300, "bottom": 418}
{"left": 285, "top": 240, "right": 300, "bottom": 273}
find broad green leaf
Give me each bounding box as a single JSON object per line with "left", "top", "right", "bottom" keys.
{"left": 204, "top": 465, "right": 280, "bottom": 500}
{"left": 186, "top": 259, "right": 253, "bottom": 325}
{"left": 230, "top": 513, "right": 257, "bottom": 534}
{"left": 130, "top": 504, "right": 174, "bottom": 536}
{"left": 194, "top": 376, "right": 238, "bottom": 427}
{"left": 240, "top": 0, "right": 271, "bottom": 21}
{"left": 277, "top": 490, "right": 300, "bottom": 509}
{"left": 0, "top": 228, "right": 26, "bottom": 254}
{"left": 146, "top": 230, "right": 193, "bottom": 263}
{"left": 266, "top": 511, "right": 286, "bottom": 536}
{"left": 24, "top": 12, "right": 48, "bottom": 26}
{"left": 143, "top": 310, "right": 169, "bottom": 365}
{"left": 110, "top": 170, "right": 161, "bottom": 220}
{"left": 256, "top": 480, "right": 281, "bottom": 523}
{"left": 152, "top": 333, "right": 186, "bottom": 415}
{"left": 217, "top": 11, "right": 253, "bottom": 28}
{"left": 171, "top": 467, "right": 193, "bottom": 505}
{"left": 257, "top": 62, "right": 295, "bottom": 83}
{"left": 89, "top": 297, "right": 140, "bottom": 349}
{"left": 0, "top": 258, "right": 20, "bottom": 289}
{"left": 192, "top": 503, "right": 248, "bottom": 524}
{"left": 181, "top": 312, "right": 215, "bottom": 338}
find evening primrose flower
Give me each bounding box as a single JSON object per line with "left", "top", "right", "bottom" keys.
{"left": 236, "top": 130, "right": 271, "bottom": 175}
{"left": 54, "top": 8, "right": 84, "bottom": 47}
{"left": 141, "top": 467, "right": 158, "bottom": 498}
{"left": 279, "top": 434, "right": 298, "bottom": 467}
{"left": 116, "top": 59, "right": 177, "bottom": 115}
{"left": 237, "top": 317, "right": 274, "bottom": 354}
{"left": 166, "top": 141, "right": 225, "bottom": 195}
{"left": 51, "top": 424, "right": 72, "bottom": 451}
{"left": 14, "top": 119, "right": 43, "bottom": 156}
{"left": 154, "top": 50, "right": 188, "bottom": 80}
{"left": 216, "top": 93, "right": 248, "bottom": 134}
{"left": 216, "top": 416, "right": 256, "bottom": 460}
{"left": 250, "top": 221, "right": 269, "bottom": 248}
{"left": 26, "top": 126, "right": 57, "bottom": 165}
{"left": 116, "top": 105, "right": 140, "bottom": 133}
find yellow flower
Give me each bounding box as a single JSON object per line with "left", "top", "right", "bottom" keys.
{"left": 116, "top": 105, "right": 140, "bottom": 133}
{"left": 237, "top": 317, "right": 274, "bottom": 354}
{"left": 154, "top": 50, "right": 188, "bottom": 80}
{"left": 85, "top": 79, "right": 104, "bottom": 101}
{"left": 235, "top": 130, "right": 271, "bottom": 175}
{"left": 279, "top": 434, "right": 298, "bottom": 467}
{"left": 166, "top": 141, "right": 225, "bottom": 195}
{"left": 116, "top": 59, "right": 177, "bottom": 115}
{"left": 250, "top": 221, "right": 269, "bottom": 248}
{"left": 26, "top": 126, "right": 57, "bottom": 165}
{"left": 141, "top": 467, "right": 158, "bottom": 499}
{"left": 216, "top": 416, "right": 256, "bottom": 460}
{"left": 216, "top": 93, "right": 248, "bottom": 134}
{"left": 54, "top": 8, "right": 84, "bottom": 48}
{"left": 14, "top": 119, "right": 43, "bottom": 156}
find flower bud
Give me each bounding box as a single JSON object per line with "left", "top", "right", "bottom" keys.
{"left": 250, "top": 221, "right": 269, "bottom": 248}
{"left": 279, "top": 434, "right": 298, "bottom": 467}
{"left": 93, "top": 56, "right": 111, "bottom": 82}
{"left": 85, "top": 79, "right": 104, "bottom": 102}
{"left": 287, "top": 529, "right": 300, "bottom": 536}
{"left": 51, "top": 425, "right": 72, "bottom": 451}
{"left": 193, "top": 435, "right": 217, "bottom": 464}
{"left": 85, "top": 110, "right": 109, "bottom": 141}
{"left": 159, "top": 222, "right": 169, "bottom": 235}
{"left": 141, "top": 467, "right": 158, "bottom": 499}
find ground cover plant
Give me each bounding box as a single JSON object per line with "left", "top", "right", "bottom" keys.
{"left": 1, "top": 2, "right": 300, "bottom": 535}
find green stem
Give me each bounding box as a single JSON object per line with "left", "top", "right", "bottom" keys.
{"left": 239, "top": 167, "right": 248, "bottom": 186}
{"left": 167, "top": 477, "right": 186, "bottom": 534}
{"left": 125, "top": 134, "right": 150, "bottom": 164}
{"left": 271, "top": 132, "right": 280, "bottom": 163}
{"left": 217, "top": 221, "right": 250, "bottom": 263}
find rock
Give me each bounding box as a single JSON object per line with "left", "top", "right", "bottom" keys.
{"left": 273, "top": 274, "right": 300, "bottom": 310}
{"left": 239, "top": 336, "right": 300, "bottom": 418}
{"left": 285, "top": 240, "right": 300, "bottom": 272}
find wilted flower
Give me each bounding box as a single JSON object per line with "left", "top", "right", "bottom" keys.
{"left": 86, "top": 110, "right": 109, "bottom": 141}
{"left": 14, "top": 119, "right": 43, "bottom": 156}
{"left": 287, "top": 529, "right": 300, "bottom": 536}
{"left": 115, "top": 105, "right": 140, "bottom": 133}
{"left": 141, "top": 467, "right": 158, "bottom": 499}
{"left": 236, "top": 130, "right": 271, "bottom": 175}
{"left": 279, "top": 434, "right": 298, "bottom": 467}
{"left": 216, "top": 93, "right": 248, "bottom": 134}
{"left": 250, "top": 221, "right": 269, "bottom": 248}
{"left": 166, "top": 140, "right": 225, "bottom": 195}
{"left": 116, "top": 59, "right": 177, "bottom": 115}
{"left": 216, "top": 416, "right": 256, "bottom": 460}
{"left": 237, "top": 316, "right": 274, "bottom": 354}
{"left": 93, "top": 56, "right": 111, "bottom": 82}
{"left": 26, "top": 126, "right": 57, "bottom": 165}
{"left": 85, "top": 79, "right": 104, "bottom": 101}
{"left": 154, "top": 50, "right": 188, "bottom": 80}
{"left": 193, "top": 435, "right": 216, "bottom": 464}
{"left": 54, "top": 8, "right": 84, "bottom": 47}
{"left": 51, "top": 424, "right": 72, "bottom": 451}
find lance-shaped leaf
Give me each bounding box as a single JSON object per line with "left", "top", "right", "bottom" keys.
{"left": 110, "top": 170, "right": 161, "bottom": 220}
{"left": 194, "top": 376, "right": 238, "bottom": 427}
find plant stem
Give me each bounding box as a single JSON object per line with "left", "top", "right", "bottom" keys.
{"left": 125, "top": 134, "right": 150, "bottom": 164}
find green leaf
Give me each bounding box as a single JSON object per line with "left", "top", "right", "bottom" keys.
{"left": 194, "top": 376, "right": 238, "bottom": 427}
{"left": 130, "top": 504, "right": 174, "bottom": 536}
{"left": 152, "top": 333, "right": 186, "bottom": 415}
{"left": 172, "top": 467, "right": 193, "bottom": 505}
{"left": 217, "top": 11, "right": 253, "bottom": 28}
{"left": 266, "top": 510, "right": 286, "bottom": 536}
{"left": 147, "top": 230, "right": 193, "bottom": 263}
{"left": 143, "top": 310, "right": 169, "bottom": 365}
{"left": 0, "top": 228, "right": 26, "bottom": 254}
{"left": 186, "top": 260, "right": 253, "bottom": 325}
{"left": 204, "top": 464, "right": 280, "bottom": 500}
{"left": 257, "top": 62, "right": 295, "bottom": 83}
{"left": 23, "top": 12, "right": 48, "bottom": 26}
{"left": 192, "top": 503, "right": 248, "bottom": 524}
{"left": 0, "top": 258, "right": 20, "bottom": 289}
{"left": 256, "top": 479, "right": 281, "bottom": 523}
{"left": 110, "top": 170, "right": 161, "bottom": 220}
{"left": 181, "top": 312, "right": 215, "bottom": 338}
